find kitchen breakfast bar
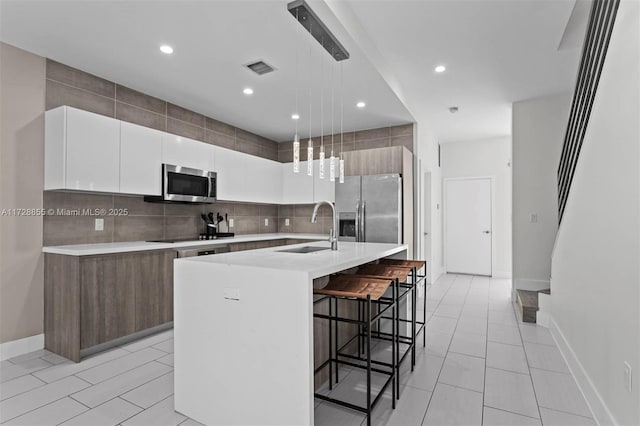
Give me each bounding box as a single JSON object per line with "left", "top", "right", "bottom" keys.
{"left": 173, "top": 241, "right": 408, "bottom": 426}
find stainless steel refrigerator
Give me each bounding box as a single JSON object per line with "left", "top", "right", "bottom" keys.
{"left": 335, "top": 174, "right": 402, "bottom": 243}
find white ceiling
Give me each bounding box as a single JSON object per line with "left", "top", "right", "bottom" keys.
{"left": 0, "top": 0, "right": 414, "bottom": 142}
{"left": 327, "top": 0, "right": 584, "bottom": 143}
{"left": 0, "top": 0, "right": 584, "bottom": 144}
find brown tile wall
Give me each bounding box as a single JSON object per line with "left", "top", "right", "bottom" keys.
{"left": 43, "top": 191, "right": 284, "bottom": 246}
{"left": 277, "top": 123, "right": 414, "bottom": 163}
{"left": 45, "top": 59, "right": 279, "bottom": 161}
{"left": 276, "top": 204, "right": 333, "bottom": 235}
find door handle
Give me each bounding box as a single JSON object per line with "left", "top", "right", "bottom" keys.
{"left": 361, "top": 201, "right": 366, "bottom": 242}
{"left": 482, "top": 230, "right": 491, "bottom": 234}
{"left": 355, "top": 200, "right": 360, "bottom": 242}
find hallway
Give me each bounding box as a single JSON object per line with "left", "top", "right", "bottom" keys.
{"left": 314, "top": 274, "right": 596, "bottom": 425}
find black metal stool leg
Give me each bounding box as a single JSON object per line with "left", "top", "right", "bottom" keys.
{"left": 411, "top": 268, "right": 416, "bottom": 370}
{"left": 328, "top": 296, "right": 333, "bottom": 390}
{"left": 366, "top": 295, "right": 372, "bottom": 426}
{"left": 335, "top": 298, "right": 339, "bottom": 384}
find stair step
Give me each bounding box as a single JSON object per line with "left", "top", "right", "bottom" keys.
{"left": 516, "top": 289, "right": 550, "bottom": 324}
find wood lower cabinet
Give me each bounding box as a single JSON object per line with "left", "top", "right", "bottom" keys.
{"left": 45, "top": 250, "right": 175, "bottom": 362}
{"left": 133, "top": 251, "right": 175, "bottom": 331}
{"left": 80, "top": 255, "right": 134, "bottom": 349}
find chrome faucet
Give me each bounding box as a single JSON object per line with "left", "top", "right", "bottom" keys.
{"left": 311, "top": 200, "right": 339, "bottom": 251}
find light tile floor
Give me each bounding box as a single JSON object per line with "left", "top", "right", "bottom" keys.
{"left": 0, "top": 274, "right": 596, "bottom": 425}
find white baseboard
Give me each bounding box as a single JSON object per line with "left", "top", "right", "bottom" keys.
{"left": 549, "top": 318, "right": 616, "bottom": 426}
{"left": 0, "top": 334, "right": 44, "bottom": 361}
{"left": 492, "top": 271, "right": 512, "bottom": 279}
{"left": 514, "top": 278, "right": 550, "bottom": 291}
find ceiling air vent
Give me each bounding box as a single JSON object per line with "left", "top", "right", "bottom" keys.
{"left": 245, "top": 60, "right": 275, "bottom": 75}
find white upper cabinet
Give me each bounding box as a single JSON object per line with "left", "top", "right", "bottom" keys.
{"left": 45, "top": 106, "right": 120, "bottom": 192}
{"left": 281, "top": 161, "right": 314, "bottom": 204}
{"left": 120, "top": 122, "right": 163, "bottom": 195}
{"left": 215, "top": 146, "right": 282, "bottom": 203}
{"left": 313, "top": 159, "right": 335, "bottom": 203}
{"left": 162, "top": 134, "right": 215, "bottom": 172}
{"left": 280, "top": 160, "right": 335, "bottom": 205}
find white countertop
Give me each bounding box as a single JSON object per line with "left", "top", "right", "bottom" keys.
{"left": 42, "top": 233, "right": 327, "bottom": 256}
{"left": 179, "top": 240, "right": 408, "bottom": 279}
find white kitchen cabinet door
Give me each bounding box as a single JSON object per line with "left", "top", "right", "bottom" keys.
{"left": 281, "top": 161, "right": 314, "bottom": 204}
{"left": 120, "top": 122, "right": 163, "bottom": 195}
{"left": 215, "top": 146, "right": 282, "bottom": 203}
{"left": 65, "top": 107, "right": 121, "bottom": 192}
{"left": 313, "top": 159, "right": 335, "bottom": 203}
{"left": 162, "top": 133, "right": 215, "bottom": 171}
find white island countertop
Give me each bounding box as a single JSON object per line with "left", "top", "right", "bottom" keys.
{"left": 41, "top": 233, "right": 327, "bottom": 256}
{"left": 181, "top": 240, "right": 408, "bottom": 279}
{"left": 174, "top": 241, "right": 408, "bottom": 426}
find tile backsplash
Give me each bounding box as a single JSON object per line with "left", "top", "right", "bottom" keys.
{"left": 43, "top": 191, "right": 332, "bottom": 246}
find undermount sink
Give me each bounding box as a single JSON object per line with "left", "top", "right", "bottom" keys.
{"left": 276, "top": 246, "right": 331, "bottom": 254}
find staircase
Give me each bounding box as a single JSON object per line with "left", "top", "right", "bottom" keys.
{"left": 516, "top": 289, "right": 550, "bottom": 323}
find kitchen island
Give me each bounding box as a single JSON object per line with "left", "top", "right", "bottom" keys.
{"left": 174, "top": 241, "right": 407, "bottom": 426}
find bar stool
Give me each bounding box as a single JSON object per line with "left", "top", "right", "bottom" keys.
{"left": 379, "top": 259, "right": 428, "bottom": 349}
{"left": 355, "top": 264, "right": 414, "bottom": 398}
{"left": 313, "top": 274, "right": 398, "bottom": 426}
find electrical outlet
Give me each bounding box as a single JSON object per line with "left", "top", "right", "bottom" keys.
{"left": 229, "top": 218, "right": 234, "bottom": 228}
{"left": 530, "top": 213, "right": 538, "bottom": 223}
{"left": 95, "top": 218, "right": 104, "bottom": 231}
{"left": 264, "top": 218, "right": 269, "bottom": 227}
{"left": 285, "top": 218, "right": 290, "bottom": 226}
{"left": 624, "top": 362, "right": 632, "bottom": 393}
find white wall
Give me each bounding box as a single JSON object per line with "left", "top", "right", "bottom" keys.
{"left": 512, "top": 93, "right": 571, "bottom": 291}
{"left": 550, "top": 2, "right": 639, "bottom": 424}
{"left": 442, "top": 137, "right": 512, "bottom": 277}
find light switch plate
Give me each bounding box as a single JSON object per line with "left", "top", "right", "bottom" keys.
{"left": 285, "top": 218, "right": 290, "bottom": 226}
{"left": 264, "top": 218, "right": 269, "bottom": 226}
{"left": 229, "top": 218, "right": 234, "bottom": 228}
{"left": 530, "top": 213, "right": 538, "bottom": 223}
{"left": 95, "top": 218, "right": 104, "bottom": 231}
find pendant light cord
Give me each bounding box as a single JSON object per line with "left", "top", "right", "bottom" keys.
{"left": 331, "top": 52, "right": 335, "bottom": 156}
{"left": 294, "top": 9, "right": 299, "bottom": 137}
{"left": 320, "top": 38, "right": 324, "bottom": 150}
{"left": 308, "top": 23, "right": 313, "bottom": 142}
{"left": 340, "top": 61, "right": 344, "bottom": 159}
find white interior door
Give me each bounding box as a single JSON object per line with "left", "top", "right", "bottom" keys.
{"left": 423, "top": 172, "right": 432, "bottom": 282}
{"left": 445, "top": 178, "right": 492, "bottom": 276}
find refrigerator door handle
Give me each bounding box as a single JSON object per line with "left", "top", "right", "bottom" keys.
{"left": 361, "top": 201, "right": 366, "bottom": 242}
{"left": 355, "top": 200, "right": 361, "bottom": 242}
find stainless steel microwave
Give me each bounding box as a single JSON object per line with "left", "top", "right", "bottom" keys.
{"left": 159, "top": 164, "right": 216, "bottom": 203}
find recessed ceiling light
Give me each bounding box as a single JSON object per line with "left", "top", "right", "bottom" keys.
{"left": 435, "top": 65, "right": 446, "bottom": 73}
{"left": 160, "top": 45, "right": 174, "bottom": 54}
{"left": 291, "top": 113, "right": 300, "bottom": 120}
{"left": 243, "top": 88, "right": 254, "bottom": 95}
{"left": 356, "top": 101, "right": 366, "bottom": 108}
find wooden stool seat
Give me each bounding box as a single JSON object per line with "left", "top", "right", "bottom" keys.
{"left": 379, "top": 259, "right": 426, "bottom": 270}
{"left": 314, "top": 275, "right": 393, "bottom": 301}
{"left": 357, "top": 264, "right": 412, "bottom": 282}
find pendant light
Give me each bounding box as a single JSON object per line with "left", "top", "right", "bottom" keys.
{"left": 318, "top": 38, "right": 325, "bottom": 179}
{"left": 339, "top": 61, "right": 345, "bottom": 183}
{"left": 329, "top": 55, "right": 336, "bottom": 182}
{"left": 307, "top": 23, "right": 313, "bottom": 177}
{"left": 292, "top": 9, "right": 300, "bottom": 173}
